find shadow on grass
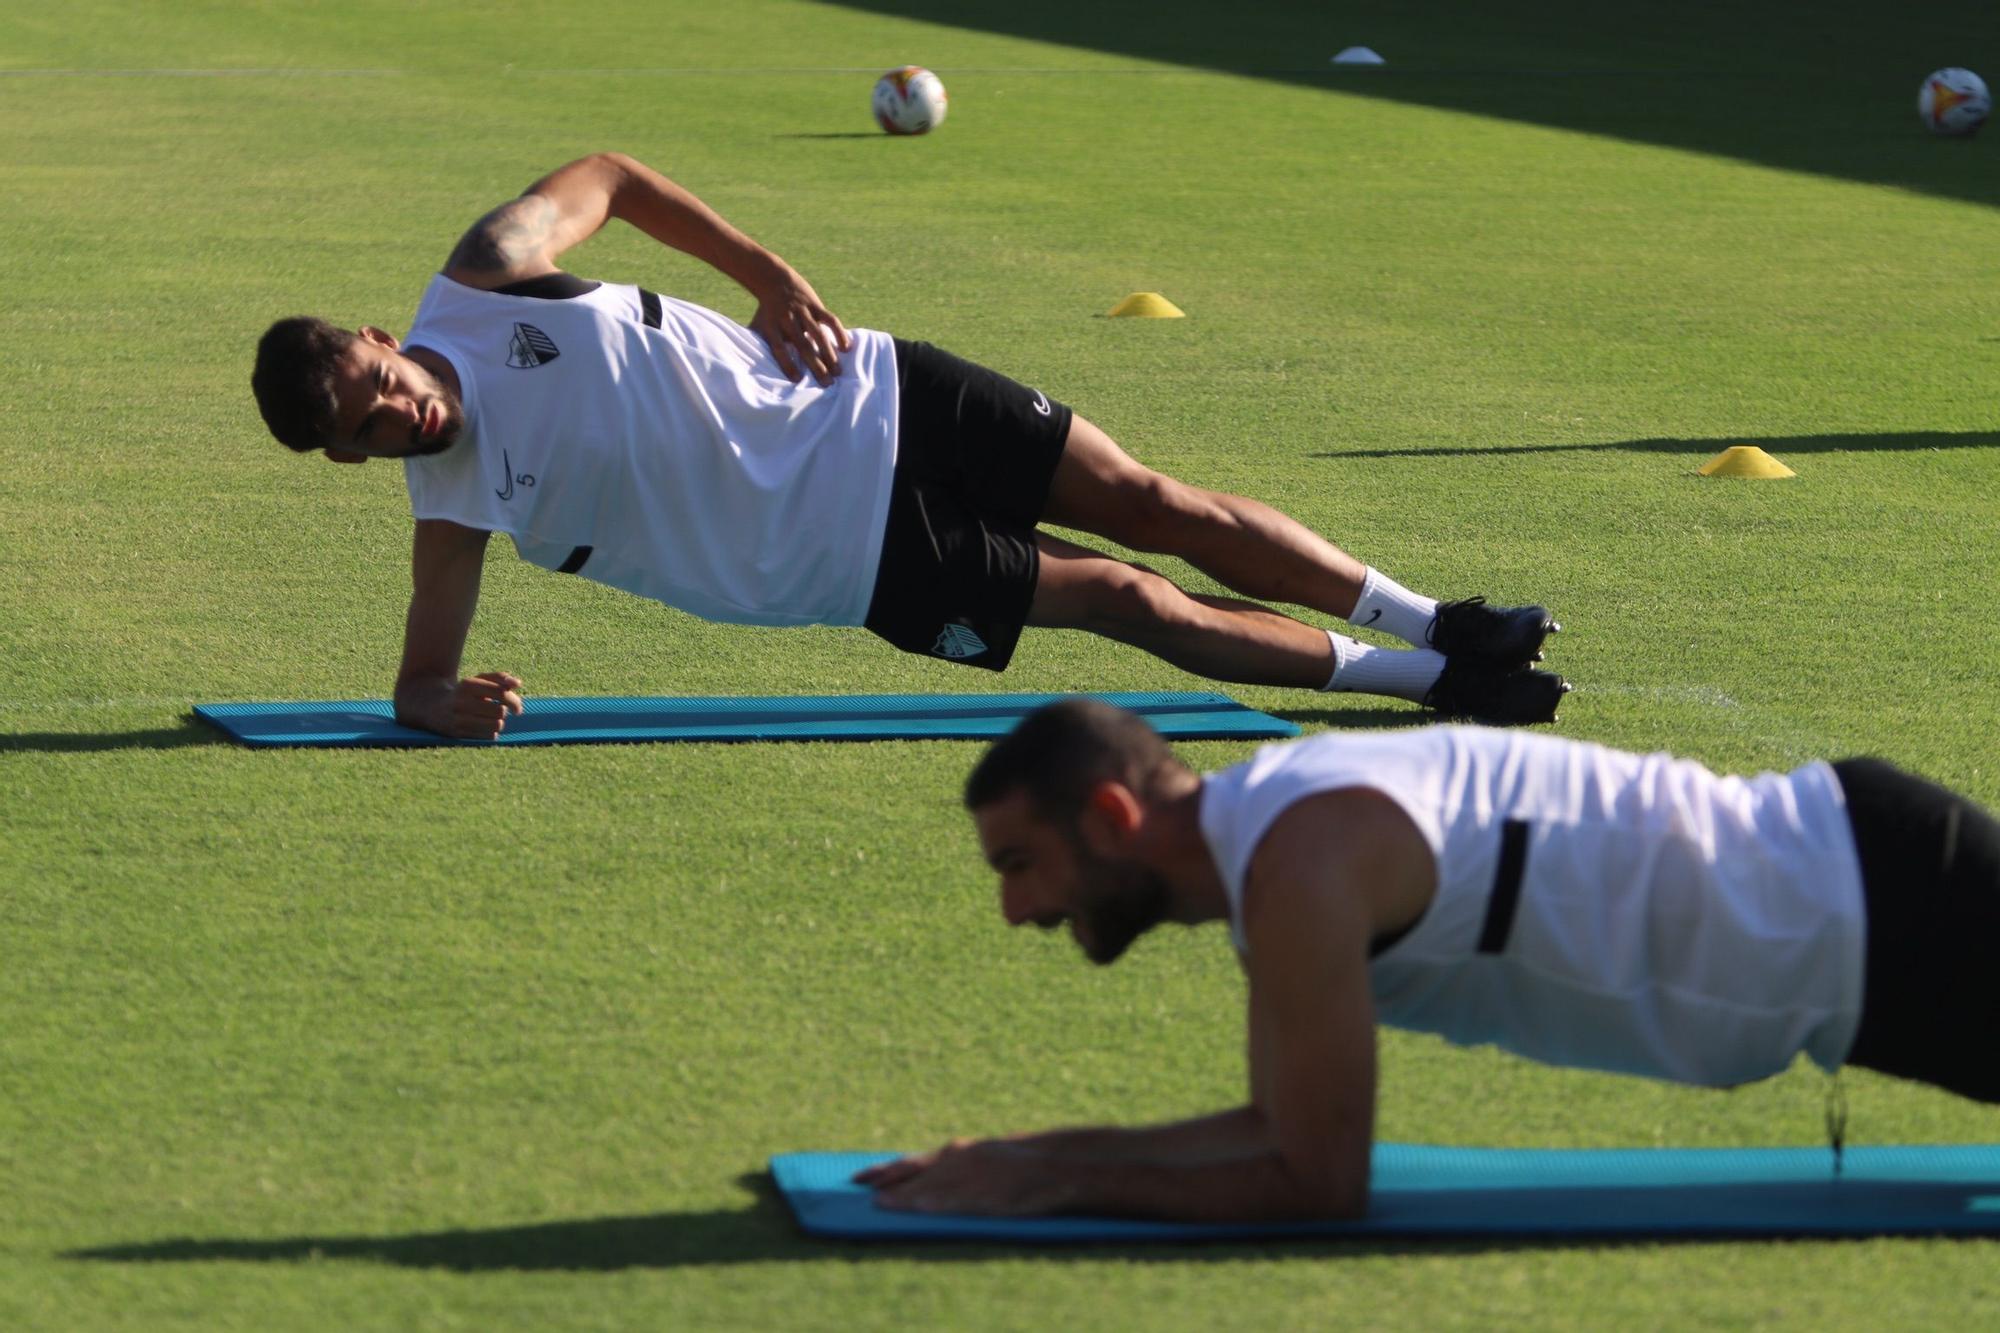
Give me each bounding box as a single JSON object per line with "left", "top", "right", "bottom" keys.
{"left": 1266, "top": 705, "right": 1421, "bottom": 733}
{"left": 819, "top": 0, "right": 2000, "bottom": 211}
{"left": 61, "top": 1173, "right": 1653, "bottom": 1271}
{"left": 0, "top": 716, "right": 223, "bottom": 754}
{"left": 56, "top": 1220, "right": 1642, "bottom": 1271}
{"left": 1310, "top": 430, "right": 2000, "bottom": 461}
{"left": 69, "top": 1164, "right": 2000, "bottom": 1271}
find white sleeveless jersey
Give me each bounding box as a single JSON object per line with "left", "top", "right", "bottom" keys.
{"left": 400, "top": 274, "right": 898, "bottom": 626}
{"left": 1197, "top": 727, "right": 1868, "bottom": 1087}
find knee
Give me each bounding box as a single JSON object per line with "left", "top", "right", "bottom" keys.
{"left": 1107, "top": 471, "right": 1200, "bottom": 551}
{"left": 1078, "top": 562, "right": 1181, "bottom": 633}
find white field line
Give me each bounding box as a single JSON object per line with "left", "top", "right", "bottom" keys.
{"left": 0, "top": 68, "right": 403, "bottom": 77}
{"left": 0, "top": 65, "right": 1738, "bottom": 78}
{"left": 0, "top": 66, "right": 1197, "bottom": 78}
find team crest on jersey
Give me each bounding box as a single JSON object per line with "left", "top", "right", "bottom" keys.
{"left": 932, "top": 624, "right": 989, "bottom": 659}
{"left": 507, "top": 322, "right": 560, "bottom": 369}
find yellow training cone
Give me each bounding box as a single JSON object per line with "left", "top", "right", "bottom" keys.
{"left": 1108, "top": 292, "right": 1186, "bottom": 318}
{"left": 1696, "top": 445, "right": 1795, "bottom": 479}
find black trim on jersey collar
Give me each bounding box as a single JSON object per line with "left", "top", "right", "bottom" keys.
{"left": 493, "top": 272, "right": 601, "bottom": 300}
{"left": 639, "top": 288, "right": 663, "bottom": 328}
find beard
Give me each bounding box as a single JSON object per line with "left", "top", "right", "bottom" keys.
{"left": 1068, "top": 846, "right": 1172, "bottom": 966}
{"left": 404, "top": 389, "right": 466, "bottom": 457}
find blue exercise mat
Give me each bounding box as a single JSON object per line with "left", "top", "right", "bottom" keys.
{"left": 192, "top": 691, "right": 1301, "bottom": 748}
{"left": 772, "top": 1145, "right": 2000, "bottom": 1241}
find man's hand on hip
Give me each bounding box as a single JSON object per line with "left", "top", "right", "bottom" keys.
{"left": 747, "top": 257, "right": 852, "bottom": 385}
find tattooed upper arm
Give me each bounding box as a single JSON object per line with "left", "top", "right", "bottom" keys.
{"left": 443, "top": 194, "right": 560, "bottom": 283}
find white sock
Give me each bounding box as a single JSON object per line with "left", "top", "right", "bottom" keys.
{"left": 1348, "top": 567, "right": 1438, "bottom": 648}
{"left": 1321, "top": 632, "right": 1446, "bottom": 703}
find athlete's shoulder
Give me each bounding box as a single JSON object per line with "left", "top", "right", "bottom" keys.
{"left": 1244, "top": 788, "right": 1432, "bottom": 948}
{"left": 442, "top": 193, "right": 566, "bottom": 291}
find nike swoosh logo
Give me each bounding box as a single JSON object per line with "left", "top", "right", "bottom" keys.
{"left": 1031, "top": 389, "right": 1051, "bottom": 417}
{"left": 496, "top": 448, "right": 514, "bottom": 501}
{"left": 1360, "top": 608, "right": 1382, "bottom": 626}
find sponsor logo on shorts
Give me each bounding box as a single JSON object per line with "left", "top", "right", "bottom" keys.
{"left": 1030, "top": 388, "right": 1052, "bottom": 417}
{"left": 507, "top": 322, "right": 560, "bottom": 369}
{"left": 932, "top": 624, "right": 989, "bottom": 659}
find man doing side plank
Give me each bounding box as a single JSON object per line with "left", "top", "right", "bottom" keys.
{"left": 251, "top": 154, "right": 1566, "bottom": 738}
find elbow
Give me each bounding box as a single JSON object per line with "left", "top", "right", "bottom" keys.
{"left": 1285, "top": 1178, "right": 1367, "bottom": 1222}
{"left": 1269, "top": 1155, "right": 1369, "bottom": 1221}
{"left": 545, "top": 151, "right": 641, "bottom": 191}
{"left": 1318, "top": 1181, "right": 1369, "bottom": 1221}
{"left": 592, "top": 151, "right": 645, "bottom": 185}
{"left": 585, "top": 152, "right": 646, "bottom": 217}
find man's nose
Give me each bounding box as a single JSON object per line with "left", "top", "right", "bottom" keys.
{"left": 1001, "top": 883, "right": 1064, "bottom": 931}
{"left": 1000, "top": 882, "right": 1037, "bottom": 927}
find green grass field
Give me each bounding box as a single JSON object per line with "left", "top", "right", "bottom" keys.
{"left": 4, "top": 2, "right": 1999, "bottom": 1327}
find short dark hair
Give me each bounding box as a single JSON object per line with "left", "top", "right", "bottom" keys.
{"left": 251, "top": 316, "right": 356, "bottom": 452}
{"left": 963, "top": 699, "right": 1183, "bottom": 825}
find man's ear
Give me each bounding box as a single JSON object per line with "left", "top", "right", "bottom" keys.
{"left": 324, "top": 449, "right": 368, "bottom": 465}
{"left": 357, "top": 325, "right": 401, "bottom": 351}
{"left": 1079, "top": 780, "right": 1144, "bottom": 853}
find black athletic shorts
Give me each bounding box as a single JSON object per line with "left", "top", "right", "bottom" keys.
{"left": 1835, "top": 757, "right": 2000, "bottom": 1103}
{"left": 861, "top": 338, "right": 1074, "bottom": 671}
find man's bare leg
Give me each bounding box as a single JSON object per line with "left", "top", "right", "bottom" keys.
{"left": 1040, "top": 415, "right": 1557, "bottom": 665}
{"left": 1042, "top": 415, "right": 1368, "bottom": 618}
{"left": 1029, "top": 534, "right": 1345, "bottom": 688}
{"left": 1028, "top": 534, "right": 1567, "bottom": 724}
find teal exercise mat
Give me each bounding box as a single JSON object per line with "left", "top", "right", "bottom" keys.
{"left": 772, "top": 1145, "right": 2000, "bottom": 1241}
{"left": 193, "top": 691, "right": 1301, "bottom": 748}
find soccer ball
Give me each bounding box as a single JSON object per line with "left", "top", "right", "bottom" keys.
{"left": 873, "top": 66, "right": 948, "bottom": 135}
{"left": 1918, "top": 67, "right": 1990, "bottom": 136}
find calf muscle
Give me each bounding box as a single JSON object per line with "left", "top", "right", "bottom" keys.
{"left": 1029, "top": 534, "right": 1333, "bottom": 687}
